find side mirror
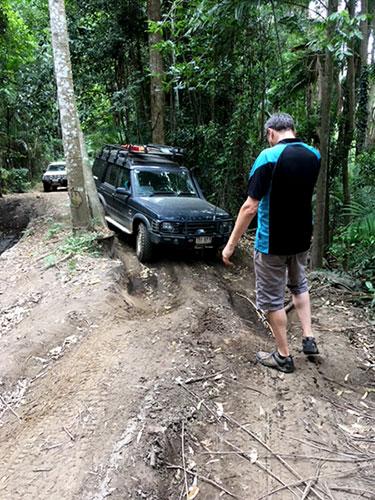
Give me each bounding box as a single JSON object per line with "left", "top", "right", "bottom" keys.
{"left": 115, "top": 187, "right": 131, "bottom": 196}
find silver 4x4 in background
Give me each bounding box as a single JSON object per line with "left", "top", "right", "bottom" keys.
{"left": 42, "top": 162, "right": 67, "bottom": 192}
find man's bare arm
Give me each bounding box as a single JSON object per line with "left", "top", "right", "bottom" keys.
{"left": 222, "top": 196, "right": 259, "bottom": 265}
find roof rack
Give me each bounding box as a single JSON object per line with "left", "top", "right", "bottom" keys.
{"left": 146, "top": 144, "right": 184, "bottom": 158}
{"left": 120, "top": 143, "right": 184, "bottom": 159}
{"left": 98, "top": 144, "right": 185, "bottom": 166}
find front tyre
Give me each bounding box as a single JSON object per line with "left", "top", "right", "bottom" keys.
{"left": 136, "top": 223, "right": 153, "bottom": 262}
{"left": 43, "top": 182, "right": 51, "bottom": 192}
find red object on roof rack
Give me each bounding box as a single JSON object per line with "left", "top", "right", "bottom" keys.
{"left": 121, "top": 144, "right": 184, "bottom": 158}
{"left": 122, "top": 144, "right": 146, "bottom": 153}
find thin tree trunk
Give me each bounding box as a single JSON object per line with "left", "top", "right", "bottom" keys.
{"left": 311, "top": 0, "right": 338, "bottom": 269}
{"left": 356, "top": 0, "right": 369, "bottom": 155}
{"left": 148, "top": 0, "right": 165, "bottom": 144}
{"left": 340, "top": 0, "right": 356, "bottom": 222}
{"left": 48, "top": 0, "right": 106, "bottom": 232}
{"left": 365, "top": 0, "right": 375, "bottom": 148}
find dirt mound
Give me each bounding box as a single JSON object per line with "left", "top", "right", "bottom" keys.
{"left": 0, "top": 192, "right": 374, "bottom": 499}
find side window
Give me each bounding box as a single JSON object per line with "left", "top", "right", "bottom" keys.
{"left": 105, "top": 164, "right": 120, "bottom": 186}
{"left": 117, "top": 168, "right": 131, "bottom": 191}
{"left": 92, "top": 158, "right": 106, "bottom": 180}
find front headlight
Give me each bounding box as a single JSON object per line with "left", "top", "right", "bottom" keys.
{"left": 160, "top": 221, "right": 180, "bottom": 233}
{"left": 220, "top": 221, "right": 233, "bottom": 233}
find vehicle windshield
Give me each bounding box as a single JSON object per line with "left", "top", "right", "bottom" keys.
{"left": 47, "top": 164, "right": 65, "bottom": 172}
{"left": 133, "top": 168, "right": 198, "bottom": 197}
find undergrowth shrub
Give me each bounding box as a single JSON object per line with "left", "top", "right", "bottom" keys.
{"left": 329, "top": 150, "right": 375, "bottom": 307}
{"left": 0, "top": 167, "right": 31, "bottom": 193}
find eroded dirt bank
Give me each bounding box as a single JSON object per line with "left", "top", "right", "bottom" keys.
{"left": 0, "top": 192, "right": 374, "bottom": 500}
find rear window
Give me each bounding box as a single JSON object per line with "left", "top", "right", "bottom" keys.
{"left": 104, "top": 164, "right": 121, "bottom": 186}
{"left": 93, "top": 158, "right": 107, "bottom": 181}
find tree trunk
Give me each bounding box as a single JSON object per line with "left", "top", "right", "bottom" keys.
{"left": 48, "top": 0, "right": 106, "bottom": 232}
{"left": 339, "top": 0, "right": 356, "bottom": 222}
{"left": 365, "top": 0, "right": 375, "bottom": 148}
{"left": 356, "top": 0, "right": 369, "bottom": 155}
{"left": 311, "top": 0, "right": 338, "bottom": 269}
{"left": 148, "top": 0, "right": 165, "bottom": 144}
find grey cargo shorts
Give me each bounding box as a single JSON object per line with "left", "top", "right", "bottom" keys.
{"left": 254, "top": 250, "right": 309, "bottom": 312}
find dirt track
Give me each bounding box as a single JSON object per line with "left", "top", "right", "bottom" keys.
{"left": 0, "top": 192, "right": 374, "bottom": 500}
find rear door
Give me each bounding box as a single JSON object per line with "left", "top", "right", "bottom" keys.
{"left": 100, "top": 163, "right": 120, "bottom": 217}
{"left": 111, "top": 167, "right": 133, "bottom": 231}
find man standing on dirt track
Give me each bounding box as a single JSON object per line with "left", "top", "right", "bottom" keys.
{"left": 222, "top": 112, "right": 321, "bottom": 374}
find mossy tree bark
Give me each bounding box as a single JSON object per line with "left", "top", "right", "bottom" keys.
{"left": 356, "top": 0, "right": 369, "bottom": 155}
{"left": 48, "top": 0, "right": 107, "bottom": 232}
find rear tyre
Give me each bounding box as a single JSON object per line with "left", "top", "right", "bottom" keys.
{"left": 43, "top": 182, "right": 51, "bottom": 192}
{"left": 136, "top": 223, "right": 153, "bottom": 262}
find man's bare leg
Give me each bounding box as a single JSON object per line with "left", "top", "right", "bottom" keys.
{"left": 267, "top": 308, "right": 289, "bottom": 357}
{"left": 292, "top": 291, "right": 313, "bottom": 337}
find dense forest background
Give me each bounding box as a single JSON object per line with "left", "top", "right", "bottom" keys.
{"left": 0, "top": 0, "right": 374, "bottom": 300}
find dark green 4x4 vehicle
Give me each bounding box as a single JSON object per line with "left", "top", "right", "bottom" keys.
{"left": 92, "top": 144, "right": 233, "bottom": 262}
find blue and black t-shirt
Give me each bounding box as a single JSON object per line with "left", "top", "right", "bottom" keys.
{"left": 248, "top": 138, "right": 321, "bottom": 256}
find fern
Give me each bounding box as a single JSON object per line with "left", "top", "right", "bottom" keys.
{"left": 342, "top": 200, "right": 375, "bottom": 241}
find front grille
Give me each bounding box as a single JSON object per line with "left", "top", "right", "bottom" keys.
{"left": 186, "top": 221, "right": 217, "bottom": 235}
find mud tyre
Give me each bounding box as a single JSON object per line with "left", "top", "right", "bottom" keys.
{"left": 43, "top": 182, "right": 51, "bottom": 192}
{"left": 136, "top": 223, "right": 153, "bottom": 262}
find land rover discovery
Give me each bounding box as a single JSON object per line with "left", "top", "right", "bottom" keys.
{"left": 92, "top": 144, "right": 233, "bottom": 262}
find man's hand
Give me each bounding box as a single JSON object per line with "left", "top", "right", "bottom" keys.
{"left": 222, "top": 243, "right": 235, "bottom": 266}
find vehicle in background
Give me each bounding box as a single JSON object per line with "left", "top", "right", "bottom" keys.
{"left": 92, "top": 144, "right": 233, "bottom": 262}
{"left": 42, "top": 162, "right": 67, "bottom": 192}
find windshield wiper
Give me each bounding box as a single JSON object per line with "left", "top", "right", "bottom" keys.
{"left": 176, "top": 191, "right": 197, "bottom": 197}
{"left": 149, "top": 191, "right": 176, "bottom": 196}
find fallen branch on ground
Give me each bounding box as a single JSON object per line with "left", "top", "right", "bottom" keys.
{"left": 166, "top": 464, "right": 239, "bottom": 499}
{"left": 255, "top": 465, "right": 369, "bottom": 500}
{"left": 0, "top": 395, "right": 21, "bottom": 422}
{"left": 222, "top": 413, "right": 326, "bottom": 500}
{"left": 235, "top": 292, "right": 273, "bottom": 335}
{"left": 62, "top": 425, "right": 75, "bottom": 441}
{"left": 330, "top": 486, "right": 374, "bottom": 498}
{"left": 184, "top": 367, "right": 228, "bottom": 385}
{"left": 221, "top": 436, "right": 299, "bottom": 499}
{"left": 43, "top": 252, "right": 73, "bottom": 270}
{"left": 226, "top": 377, "right": 268, "bottom": 397}
{"left": 178, "top": 382, "right": 326, "bottom": 500}
{"left": 181, "top": 422, "right": 189, "bottom": 499}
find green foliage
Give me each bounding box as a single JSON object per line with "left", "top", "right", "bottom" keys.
{"left": 45, "top": 222, "right": 65, "bottom": 239}
{"left": 355, "top": 150, "right": 375, "bottom": 187}
{"left": 330, "top": 198, "right": 375, "bottom": 282}
{"left": 42, "top": 231, "right": 102, "bottom": 269}
{"left": 60, "top": 233, "right": 101, "bottom": 256}
{"left": 0, "top": 0, "right": 62, "bottom": 178}
{"left": 0, "top": 167, "right": 31, "bottom": 192}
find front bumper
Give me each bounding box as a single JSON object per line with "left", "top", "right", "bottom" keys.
{"left": 149, "top": 231, "right": 230, "bottom": 249}
{"left": 43, "top": 177, "right": 68, "bottom": 187}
